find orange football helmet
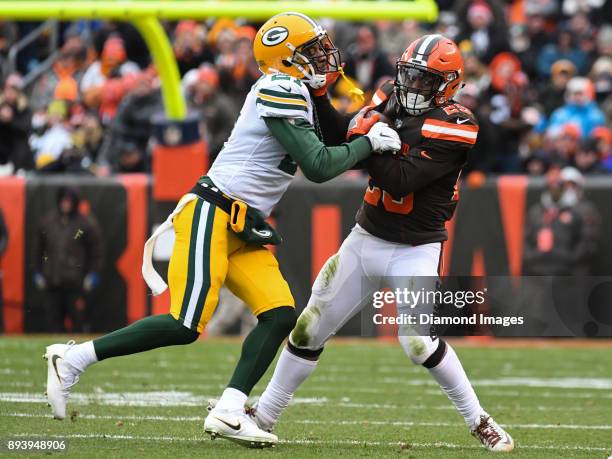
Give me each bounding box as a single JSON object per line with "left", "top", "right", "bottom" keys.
{"left": 395, "top": 34, "right": 464, "bottom": 115}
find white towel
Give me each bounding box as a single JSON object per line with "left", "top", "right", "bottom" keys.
{"left": 141, "top": 194, "right": 197, "bottom": 296}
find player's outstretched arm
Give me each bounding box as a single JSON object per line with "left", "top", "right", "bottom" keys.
{"left": 265, "top": 117, "right": 378, "bottom": 183}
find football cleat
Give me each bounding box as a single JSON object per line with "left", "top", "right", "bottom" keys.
{"left": 43, "top": 341, "right": 81, "bottom": 420}
{"left": 471, "top": 414, "right": 514, "bottom": 452}
{"left": 204, "top": 406, "right": 277, "bottom": 448}
{"left": 206, "top": 398, "right": 275, "bottom": 433}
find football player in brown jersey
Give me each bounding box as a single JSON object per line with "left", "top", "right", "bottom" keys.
{"left": 243, "top": 35, "right": 515, "bottom": 452}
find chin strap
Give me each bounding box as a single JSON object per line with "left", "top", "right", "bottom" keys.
{"left": 285, "top": 41, "right": 365, "bottom": 100}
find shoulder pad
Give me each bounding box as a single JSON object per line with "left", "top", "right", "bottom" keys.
{"left": 255, "top": 74, "right": 311, "bottom": 119}
{"left": 422, "top": 105, "right": 479, "bottom": 146}
{"left": 368, "top": 79, "right": 395, "bottom": 108}
{"left": 432, "top": 103, "right": 479, "bottom": 126}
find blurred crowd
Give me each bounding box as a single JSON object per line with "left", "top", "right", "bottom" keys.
{"left": 0, "top": 0, "right": 610, "bottom": 177}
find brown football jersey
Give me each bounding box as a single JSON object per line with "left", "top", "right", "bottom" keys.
{"left": 356, "top": 80, "right": 479, "bottom": 245}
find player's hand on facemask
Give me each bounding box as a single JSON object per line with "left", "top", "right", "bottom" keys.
{"left": 364, "top": 122, "right": 401, "bottom": 154}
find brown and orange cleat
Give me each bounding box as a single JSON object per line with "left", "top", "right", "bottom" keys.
{"left": 471, "top": 414, "right": 515, "bottom": 452}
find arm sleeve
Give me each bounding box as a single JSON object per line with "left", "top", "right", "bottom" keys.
{"left": 311, "top": 94, "right": 352, "bottom": 146}
{"left": 365, "top": 140, "right": 467, "bottom": 197}
{"left": 264, "top": 117, "right": 372, "bottom": 183}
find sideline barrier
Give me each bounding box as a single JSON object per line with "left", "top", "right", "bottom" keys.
{"left": 1, "top": 175, "right": 611, "bottom": 334}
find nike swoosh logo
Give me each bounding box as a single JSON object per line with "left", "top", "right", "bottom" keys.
{"left": 279, "top": 85, "right": 292, "bottom": 92}
{"left": 217, "top": 417, "right": 241, "bottom": 431}
{"left": 456, "top": 118, "right": 470, "bottom": 124}
{"left": 252, "top": 229, "right": 272, "bottom": 238}
{"left": 420, "top": 150, "right": 432, "bottom": 160}
{"left": 51, "top": 355, "right": 62, "bottom": 383}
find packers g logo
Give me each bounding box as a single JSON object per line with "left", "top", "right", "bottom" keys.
{"left": 262, "top": 26, "right": 289, "bottom": 46}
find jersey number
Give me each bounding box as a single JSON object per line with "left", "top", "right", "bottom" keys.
{"left": 442, "top": 104, "right": 473, "bottom": 117}
{"left": 364, "top": 185, "right": 413, "bottom": 215}
{"left": 271, "top": 74, "right": 302, "bottom": 86}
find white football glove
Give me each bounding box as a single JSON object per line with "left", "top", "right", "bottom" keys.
{"left": 365, "top": 122, "right": 401, "bottom": 154}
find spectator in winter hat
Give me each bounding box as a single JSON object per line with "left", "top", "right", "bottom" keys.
{"left": 344, "top": 25, "right": 394, "bottom": 93}
{"left": 596, "top": 25, "right": 612, "bottom": 57}
{"left": 184, "top": 65, "right": 238, "bottom": 161}
{"left": 546, "top": 77, "right": 606, "bottom": 138}
{"left": 540, "top": 59, "right": 577, "bottom": 116}
{"left": 538, "top": 29, "right": 589, "bottom": 78}
{"left": 548, "top": 123, "right": 582, "bottom": 165}
{"left": 31, "top": 100, "right": 73, "bottom": 169}
{"left": 174, "top": 20, "right": 213, "bottom": 76}
{"left": 0, "top": 74, "right": 33, "bottom": 171}
{"left": 456, "top": 0, "right": 508, "bottom": 64}
{"left": 53, "top": 77, "right": 79, "bottom": 103}
{"left": 80, "top": 36, "right": 139, "bottom": 110}
{"left": 590, "top": 57, "right": 611, "bottom": 103}
{"left": 574, "top": 138, "right": 607, "bottom": 174}
{"left": 593, "top": 127, "right": 612, "bottom": 172}
{"left": 30, "top": 38, "right": 87, "bottom": 112}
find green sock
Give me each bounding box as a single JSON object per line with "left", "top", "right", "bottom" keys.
{"left": 93, "top": 314, "right": 199, "bottom": 361}
{"left": 228, "top": 306, "right": 296, "bottom": 394}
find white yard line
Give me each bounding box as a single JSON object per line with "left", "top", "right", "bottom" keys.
{"left": 8, "top": 433, "right": 611, "bottom": 452}
{"left": 0, "top": 391, "right": 607, "bottom": 412}
{"left": 4, "top": 412, "right": 612, "bottom": 431}
{"left": 2, "top": 380, "right": 611, "bottom": 400}
{"left": 422, "top": 388, "right": 612, "bottom": 399}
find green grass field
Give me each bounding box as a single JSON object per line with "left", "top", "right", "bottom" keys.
{"left": 0, "top": 337, "right": 611, "bottom": 458}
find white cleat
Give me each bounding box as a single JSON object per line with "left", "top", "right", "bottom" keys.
{"left": 206, "top": 398, "right": 275, "bottom": 433}
{"left": 43, "top": 341, "right": 80, "bottom": 420}
{"left": 204, "top": 407, "right": 277, "bottom": 448}
{"left": 471, "top": 414, "right": 515, "bottom": 452}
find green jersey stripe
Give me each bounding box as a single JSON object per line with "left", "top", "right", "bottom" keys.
{"left": 190, "top": 204, "right": 216, "bottom": 330}
{"left": 179, "top": 199, "right": 203, "bottom": 320}
{"left": 259, "top": 88, "right": 307, "bottom": 101}
{"left": 256, "top": 98, "right": 308, "bottom": 112}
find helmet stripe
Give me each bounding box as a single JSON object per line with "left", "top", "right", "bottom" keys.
{"left": 285, "top": 11, "right": 318, "bottom": 27}
{"left": 410, "top": 37, "right": 427, "bottom": 61}
{"left": 416, "top": 34, "right": 442, "bottom": 59}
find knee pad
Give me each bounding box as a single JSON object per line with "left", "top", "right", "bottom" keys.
{"left": 398, "top": 334, "right": 442, "bottom": 365}
{"left": 289, "top": 304, "right": 322, "bottom": 349}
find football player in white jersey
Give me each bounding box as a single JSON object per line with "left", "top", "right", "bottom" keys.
{"left": 43, "top": 12, "right": 400, "bottom": 449}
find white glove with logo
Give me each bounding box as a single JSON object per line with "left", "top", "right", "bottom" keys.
{"left": 365, "top": 122, "right": 401, "bottom": 154}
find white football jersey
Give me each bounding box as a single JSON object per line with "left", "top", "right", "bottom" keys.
{"left": 207, "top": 73, "right": 314, "bottom": 217}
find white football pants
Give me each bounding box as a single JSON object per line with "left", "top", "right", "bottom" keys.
{"left": 290, "top": 224, "right": 442, "bottom": 364}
